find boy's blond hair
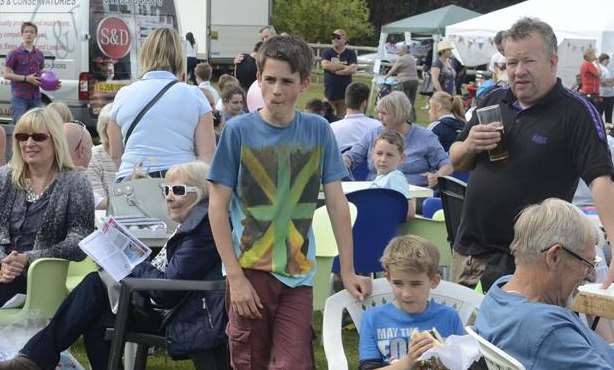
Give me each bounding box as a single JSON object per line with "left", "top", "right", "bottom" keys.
{"left": 380, "top": 235, "right": 440, "bottom": 277}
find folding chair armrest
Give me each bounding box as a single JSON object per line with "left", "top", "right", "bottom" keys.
{"left": 107, "top": 278, "right": 226, "bottom": 370}
{"left": 121, "top": 278, "right": 226, "bottom": 293}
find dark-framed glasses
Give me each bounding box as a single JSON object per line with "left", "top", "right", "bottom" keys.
{"left": 540, "top": 244, "right": 602, "bottom": 272}
{"left": 15, "top": 132, "right": 50, "bottom": 142}
{"left": 162, "top": 184, "right": 199, "bottom": 197}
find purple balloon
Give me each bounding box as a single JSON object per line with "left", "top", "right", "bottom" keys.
{"left": 40, "top": 70, "right": 60, "bottom": 91}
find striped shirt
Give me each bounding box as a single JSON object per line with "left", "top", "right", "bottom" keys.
{"left": 85, "top": 145, "right": 118, "bottom": 206}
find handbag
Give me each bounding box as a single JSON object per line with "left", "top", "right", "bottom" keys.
{"left": 107, "top": 80, "right": 179, "bottom": 228}
{"left": 108, "top": 176, "right": 176, "bottom": 229}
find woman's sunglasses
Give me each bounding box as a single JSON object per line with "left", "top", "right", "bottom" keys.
{"left": 162, "top": 184, "right": 199, "bottom": 197}
{"left": 15, "top": 133, "right": 49, "bottom": 142}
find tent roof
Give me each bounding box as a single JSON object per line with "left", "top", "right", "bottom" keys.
{"left": 445, "top": 0, "right": 614, "bottom": 66}
{"left": 446, "top": 0, "right": 614, "bottom": 40}
{"left": 382, "top": 5, "right": 481, "bottom": 35}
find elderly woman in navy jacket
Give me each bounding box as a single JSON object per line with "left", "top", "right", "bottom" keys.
{"left": 0, "top": 161, "right": 227, "bottom": 370}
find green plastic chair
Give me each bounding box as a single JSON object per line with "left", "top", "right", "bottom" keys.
{"left": 312, "top": 202, "right": 357, "bottom": 311}
{"left": 474, "top": 280, "right": 484, "bottom": 294}
{"left": 66, "top": 257, "right": 98, "bottom": 292}
{"left": 0, "top": 258, "right": 69, "bottom": 325}
{"left": 400, "top": 215, "right": 452, "bottom": 279}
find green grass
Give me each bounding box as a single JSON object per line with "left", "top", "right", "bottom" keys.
{"left": 69, "top": 311, "right": 359, "bottom": 369}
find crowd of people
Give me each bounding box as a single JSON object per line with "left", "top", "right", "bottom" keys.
{"left": 1, "top": 14, "right": 614, "bottom": 370}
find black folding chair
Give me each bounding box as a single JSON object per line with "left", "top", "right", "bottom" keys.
{"left": 438, "top": 176, "right": 468, "bottom": 250}
{"left": 106, "top": 278, "right": 227, "bottom": 370}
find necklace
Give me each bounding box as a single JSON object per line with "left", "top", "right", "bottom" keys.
{"left": 24, "top": 176, "right": 54, "bottom": 203}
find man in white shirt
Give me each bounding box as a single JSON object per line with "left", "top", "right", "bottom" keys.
{"left": 330, "top": 82, "right": 381, "bottom": 152}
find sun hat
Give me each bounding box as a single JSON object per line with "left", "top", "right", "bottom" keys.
{"left": 437, "top": 40, "right": 454, "bottom": 53}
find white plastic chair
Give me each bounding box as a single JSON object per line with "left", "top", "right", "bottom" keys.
{"left": 322, "top": 278, "right": 484, "bottom": 370}
{"left": 465, "top": 326, "right": 526, "bottom": 370}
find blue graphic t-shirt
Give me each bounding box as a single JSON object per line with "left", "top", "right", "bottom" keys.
{"left": 359, "top": 300, "right": 464, "bottom": 364}
{"left": 208, "top": 111, "right": 348, "bottom": 288}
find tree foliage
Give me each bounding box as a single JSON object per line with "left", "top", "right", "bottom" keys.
{"left": 272, "top": 0, "right": 373, "bottom": 44}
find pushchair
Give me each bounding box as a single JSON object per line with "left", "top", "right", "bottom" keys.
{"left": 375, "top": 76, "right": 398, "bottom": 105}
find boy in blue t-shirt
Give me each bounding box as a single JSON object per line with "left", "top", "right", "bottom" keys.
{"left": 208, "top": 35, "right": 371, "bottom": 370}
{"left": 370, "top": 130, "right": 416, "bottom": 220}
{"left": 359, "top": 235, "right": 464, "bottom": 369}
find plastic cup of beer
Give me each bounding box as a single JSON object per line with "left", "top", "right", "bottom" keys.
{"left": 475, "top": 104, "right": 509, "bottom": 161}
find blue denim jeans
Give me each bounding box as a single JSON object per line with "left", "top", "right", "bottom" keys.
{"left": 11, "top": 95, "right": 42, "bottom": 124}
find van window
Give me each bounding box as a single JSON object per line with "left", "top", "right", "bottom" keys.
{"left": 0, "top": 3, "right": 80, "bottom": 81}
{"left": 89, "top": 0, "right": 177, "bottom": 113}
{"left": 89, "top": 0, "right": 178, "bottom": 81}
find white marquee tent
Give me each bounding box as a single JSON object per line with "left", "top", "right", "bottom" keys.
{"left": 445, "top": 0, "right": 614, "bottom": 86}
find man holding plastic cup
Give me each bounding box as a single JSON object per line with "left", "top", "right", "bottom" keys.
{"left": 449, "top": 17, "right": 614, "bottom": 291}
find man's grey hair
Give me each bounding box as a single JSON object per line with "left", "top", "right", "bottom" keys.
{"left": 259, "top": 25, "right": 276, "bottom": 35}
{"left": 505, "top": 17, "right": 558, "bottom": 57}
{"left": 510, "top": 198, "right": 597, "bottom": 265}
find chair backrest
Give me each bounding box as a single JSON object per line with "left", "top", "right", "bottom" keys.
{"left": 421, "top": 196, "right": 443, "bottom": 218}
{"left": 314, "top": 203, "right": 358, "bottom": 257}
{"left": 312, "top": 202, "right": 358, "bottom": 311}
{"left": 400, "top": 216, "right": 451, "bottom": 279}
{"left": 465, "top": 326, "right": 526, "bottom": 370}
{"left": 438, "top": 176, "right": 467, "bottom": 249}
{"left": 322, "top": 278, "right": 484, "bottom": 370}
{"left": 67, "top": 257, "right": 97, "bottom": 277}
{"left": 24, "top": 258, "right": 70, "bottom": 319}
{"left": 352, "top": 160, "right": 370, "bottom": 181}
{"left": 332, "top": 188, "right": 408, "bottom": 274}
{"left": 66, "top": 257, "right": 98, "bottom": 291}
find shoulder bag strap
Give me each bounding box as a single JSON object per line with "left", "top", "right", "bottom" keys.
{"left": 123, "top": 79, "right": 179, "bottom": 146}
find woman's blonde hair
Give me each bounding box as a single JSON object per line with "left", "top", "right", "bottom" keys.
{"left": 96, "top": 103, "right": 113, "bottom": 147}
{"left": 165, "top": 161, "right": 210, "bottom": 209}
{"left": 47, "top": 101, "right": 73, "bottom": 122}
{"left": 377, "top": 91, "right": 413, "bottom": 124}
{"left": 139, "top": 28, "right": 185, "bottom": 76}
{"left": 430, "top": 91, "right": 466, "bottom": 122}
{"left": 11, "top": 107, "right": 74, "bottom": 189}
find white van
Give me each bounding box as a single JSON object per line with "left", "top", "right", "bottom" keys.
{"left": 0, "top": 0, "right": 179, "bottom": 128}
{"left": 176, "top": 0, "right": 271, "bottom": 64}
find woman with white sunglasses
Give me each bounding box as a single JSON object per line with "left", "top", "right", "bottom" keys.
{"left": 0, "top": 161, "right": 227, "bottom": 370}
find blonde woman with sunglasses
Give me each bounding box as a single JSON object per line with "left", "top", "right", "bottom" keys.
{"left": 0, "top": 162, "right": 228, "bottom": 370}
{"left": 0, "top": 107, "right": 94, "bottom": 306}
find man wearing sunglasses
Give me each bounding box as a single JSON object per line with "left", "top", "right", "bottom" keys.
{"left": 475, "top": 198, "right": 614, "bottom": 370}
{"left": 63, "top": 121, "right": 93, "bottom": 169}
{"left": 321, "top": 29, "right": 357, "bottom": 118}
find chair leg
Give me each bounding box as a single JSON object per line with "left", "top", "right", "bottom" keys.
{"left": 123, "top": 342, "right": 137, "bottom": 370}
{"left": 132, "top": 344, "right": 149, "bottom": 370}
